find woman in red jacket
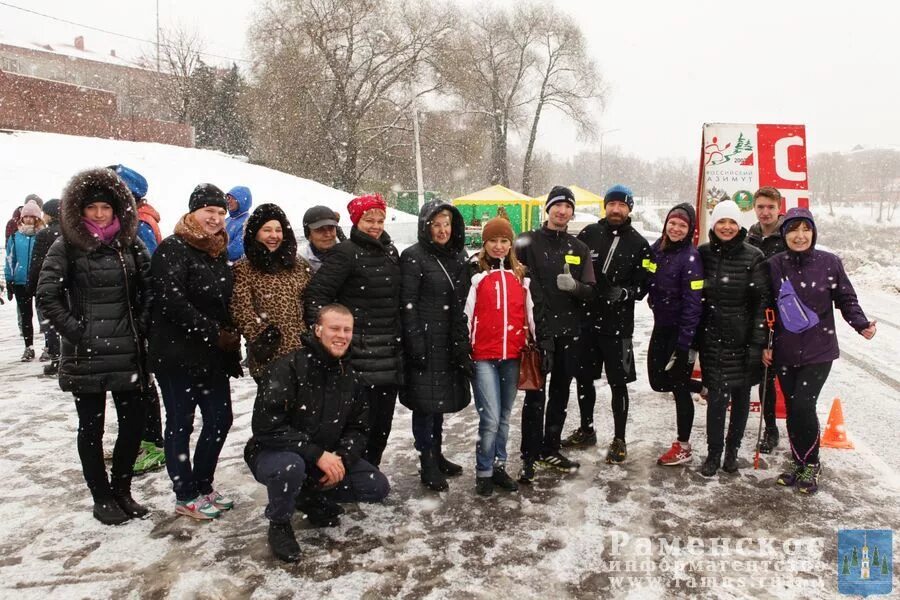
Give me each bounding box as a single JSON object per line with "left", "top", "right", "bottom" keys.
{"left": 464, "top": 217, "right": 536, "bottom": 497}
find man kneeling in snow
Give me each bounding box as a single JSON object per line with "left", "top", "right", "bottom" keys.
{"left": 244, "top": 303, "right": 390, "bottom": 563}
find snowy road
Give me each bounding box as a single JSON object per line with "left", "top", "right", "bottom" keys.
{"left": 0, "top": 288, "right": 898, "bottom": 599}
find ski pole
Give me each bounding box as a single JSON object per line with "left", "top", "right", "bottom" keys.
{"left": 754, "top": 308, "right": 777, "bottom": 470}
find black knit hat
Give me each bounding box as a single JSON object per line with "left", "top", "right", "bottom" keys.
{"left": 41, "top": 198, "right": 61, "bottom": 219}
{"left": 302, "top": 205, "right": 339, "bottom": 238}
{"left": 244, "top": 203, "right": 298, "bottom": 273}
{"left": 545, "top": 185, "right": 575, "bottom": 213}
{"left": 189, "top": 183, "right": 227, "bottom": 212}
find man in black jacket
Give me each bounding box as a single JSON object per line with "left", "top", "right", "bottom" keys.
{"left": 245, "top": 304, "right": 390, "bottom": 563}
{"left": 746, "top": 186, "right": 786, "bottom": 454}
{"left": 565, "top": 185, "right": 651, "bottom": 465}
{"left": 515, "top": 186, "right": 595, "bottom": 482}
{"left": 26, "top": 199, "right": 62, "bottom": 373}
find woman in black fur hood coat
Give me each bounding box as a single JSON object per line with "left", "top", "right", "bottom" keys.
{"left": 36, "top": 166, "right": 153, "bottom": 525}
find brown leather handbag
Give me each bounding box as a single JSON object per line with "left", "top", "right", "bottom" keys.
{"left": 517, "top": 342, "right": 544, "bottom": 391}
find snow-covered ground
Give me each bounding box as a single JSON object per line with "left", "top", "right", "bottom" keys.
{"left": 1, "top": 133, "right": 898, "bottom": 597}
{"left": 0, "top": 130, "right": 420, "bottom": 243}
{"left": 0, "top": 284, "right": 897, "bottom": 599}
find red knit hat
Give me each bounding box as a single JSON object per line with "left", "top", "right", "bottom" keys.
{"left": 347, "top": 194, "right": 387, "bottom": 225}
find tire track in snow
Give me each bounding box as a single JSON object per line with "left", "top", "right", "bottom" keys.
{"left": 839, "top": 349, "right": 900, "bottom": 395}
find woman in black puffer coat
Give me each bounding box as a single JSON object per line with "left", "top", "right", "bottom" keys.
{"left": 696, "top": 200, "right": 770, "bottom": 477}
{"left": 399, "top": 201, "right": 472, "bottom": 491}
{"left": 149, "top": 184, "right": 242, "bottom": 521}
{"left": 36, "top": 167, "right": 152, "bottom": 525}
{"left": 304, "top": 194, "right": 402, "bottom": 467}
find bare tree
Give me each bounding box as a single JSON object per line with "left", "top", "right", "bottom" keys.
{"left": 141, "top": 26, "right": 205, "bottom": 124}
{"left": 520, "top": 5, "right": 605, "bottom": 195}
{"left": 249, "top": 0, "right": 452, "bottom": 192}
{"left": 436, "top": 5, "right": 541, "bottom": 188}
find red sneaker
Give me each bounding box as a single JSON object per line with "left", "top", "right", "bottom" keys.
{"left": 657, "top": 441, "right": 692, "bottom": 466}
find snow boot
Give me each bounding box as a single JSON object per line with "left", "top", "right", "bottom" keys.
{"left": 561, "top": 427, "right": 597, "bottom": 449}
{"left": 537, "top": 451, "right": 581, "bottom": 472}
{"left": 93, "top": 497, "right": 130, "bottom": 525}
{"left": 658, "top": 441, "right": 692, "bottom": 466}
{"left": 722, "top": 447, "right": 739, "bottom": 473}
{"left": 491, "top": 465, "right": 519, "bottom": 492}
{"left": 475, "top": 476, "right": 494, "bottom": 497}
{"left": 777, "top": 461, "right": 803, "bottom": 487}
{"left": 436, "top": 453, "right": 463, "bottom": 477}
{"left": 111, "top": 475, "right": 149, "bottom": 519}
{"left": 39, "top": 347, "right": 51, "bottom": 362}
{"left": 296, "top": 490, "right": 343, "bottom": 527}
{"left": 796, "top": 463, "right": 821, "bottom": 495}
{"left": 21, "top": 347, "right": 35, "bottom": 362}
{"left": 420, "top": 450, "right": 449, "bottom": 492}
{"left": 700, "top": 452, "right": 721, "bottom": 477}
{"left": 268, "top": 521, "right": 301, "bottom": 563}
{"left": 43, "top": 359, "right": 59, "bottom": 377}
{"left": 758, "top": 427, "right": 779, "bottom": 454}
{"left": 605, "top": 438, "right": 627, "bottom": 464}
{"left": 518, "top": 460, "right": 536, "bottom": 485}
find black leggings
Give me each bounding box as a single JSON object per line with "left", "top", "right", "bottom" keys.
{"left": 647, "top": 326, "right": 695, "bottom": 442}
{"left": 74, "top": 391, "right": 146, "bottom": 500}
{"left": 12, "top": 284, "right": 34, "bottom": 347}
{"left": 779, "top": 361, "right": 832, "bottom": 465}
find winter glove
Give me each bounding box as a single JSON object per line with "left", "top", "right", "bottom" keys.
{"left": 556, "top": 263, "right": 577, "bottom": 293}
{"left": 6, "top": 284, "right": 13, "bottom": 302}
{"left": 666, "top": 347, "right": 689, "bottom": 374}
{"left": 541, "top": 350, "right": 554, "bottom": 376}
{"left": 604, "top": 286, "right": 627, "bottom": 303}
{"left": 458, "top": 355, "right": 475, "bottom": 380}
{"left": 248, "top": 324, "right": 282, "bottom": 364}
{"left": 216, "top": 328, "right": 241, "bottom": 353}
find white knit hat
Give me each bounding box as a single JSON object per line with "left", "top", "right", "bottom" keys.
{"left": 710, "top": 200, "right": 741, "bottom": 227}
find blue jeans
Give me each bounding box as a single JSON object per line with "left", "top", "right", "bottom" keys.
{"left": 158, "top": 371, "right": 233, "bottom": 501}
{"left": 252, "top": 450, "right": 390, "bottom": 523}
{"left": 473, "top": 359, "right": 519, "bottom": 477}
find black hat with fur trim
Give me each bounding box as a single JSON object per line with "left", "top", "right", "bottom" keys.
{"left": 60, "top": 167, "right": 138, "bottom": 251}
{"left": 244, "top": 203, "right": 298, "bottom": 273}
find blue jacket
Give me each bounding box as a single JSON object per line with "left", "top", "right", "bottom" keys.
{"left": 225, "top": 186, "right": 252, "bottom": 261}
{"left": 647, "top": 203, "right": 704, "bottom": 350}
{"left": 137, "top": 222, "right": 159, "bottom": 254}
{"left": 5, "top": 230, "right": 37, "bottom": 286}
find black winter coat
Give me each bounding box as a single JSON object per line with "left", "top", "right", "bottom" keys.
{"left": 148, "top": 233, "right": 241, "bottom": 378}
{"left": 25, "top": 220, "right": 61, "bottom": 297}
{"left": 747, "top": 218, "right": 786, "bottom": 259}
{"left": 515, "top": 224, "right": 594, "bottom": 348}
{"left": 696, "top": 229, "right": 770, "bottom": 389}
{"left": 398, "top": 201, "right": 472, "bottom": 414}
{"left": 244, "top": 333, "right": 366, "bottom": 473}
{"left": 577, "top": 217, "right": 651, "bottom": 337}
{"left": 304, "top": 226, "right": 403, "bottom": 387}
{"left": 36, "top": 168, "right": 152, "bottom": 394}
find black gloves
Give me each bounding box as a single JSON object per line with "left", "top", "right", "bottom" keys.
{"left": 667, "top": 347, "right": 689, "bottom": 374}
{"left": 6, "top": 284, "right": 13, "bottom": 302}
{"left": 596, "top": 274, "right": 627, "bottom": 302}
{"left": 216, "top": 328, "right": 241, "bottom": 353}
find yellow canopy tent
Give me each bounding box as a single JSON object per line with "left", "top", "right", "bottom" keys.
{"left": 452, "top": 185, "right": 534, "bottom": 242}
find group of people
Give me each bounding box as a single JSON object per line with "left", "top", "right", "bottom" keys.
{"left": 8, "top": 164, "right": 876, "bottom": 563}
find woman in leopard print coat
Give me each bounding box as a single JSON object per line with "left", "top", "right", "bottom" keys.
{"left": 231, "top": 203, "right": 312, "bottom": 379}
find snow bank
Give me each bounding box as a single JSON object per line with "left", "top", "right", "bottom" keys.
{"left": 0, "top": 129, "right": 418, "bottom": 242}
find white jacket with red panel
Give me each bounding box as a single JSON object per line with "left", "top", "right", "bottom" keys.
{"left": 464, "top": 265, "right": 536, "bottom": 361}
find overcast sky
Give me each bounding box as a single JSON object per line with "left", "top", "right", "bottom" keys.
{"left": 2, "top": 0, "right": 898, "bottom": 162}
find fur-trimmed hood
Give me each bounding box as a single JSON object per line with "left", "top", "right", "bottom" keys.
{"left": 60, "top": 167, "right": 138, "bottom": 251}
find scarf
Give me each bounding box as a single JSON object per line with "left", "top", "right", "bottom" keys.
{"left": 82, "top": 216, "right": 121, "bottom": 245}
{"left": 174, "top": 212, "right": 228, "bottom": 257}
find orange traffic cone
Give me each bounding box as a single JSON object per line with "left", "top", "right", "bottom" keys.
{"left": 820, "top": 398, "right": 854, "bottom": 449}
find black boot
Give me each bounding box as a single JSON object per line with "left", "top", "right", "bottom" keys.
{"left": 112, "top": 477, "right": 149, "bottom": 519}
{"left": 436, "top": 452, "right": 463, "bottom": 477}
{"left": 475, "top": 476, "right": 494, "bottom": 497}
{"left": 758, "top": 427, "right": 779, "bottom": 454}
{"left": 93, "top": 497, "right": 130, "bottom": 525}
{"left": 43, "top": 359, "right": 59, "bottom": 376}
{"left": 700, "top": 453, "right": 721, "bottom": 477}
{"left": 268, "top": 521, "right": 301, "bottom": 563}
{"left": 722, "top": 447, "right": 739, "bottom": 474}
{"left": 295, "top": 490, "right": 343, "bottom": 527}
{"left": 420, "top": 450, "right": 449, "bottom": 491}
